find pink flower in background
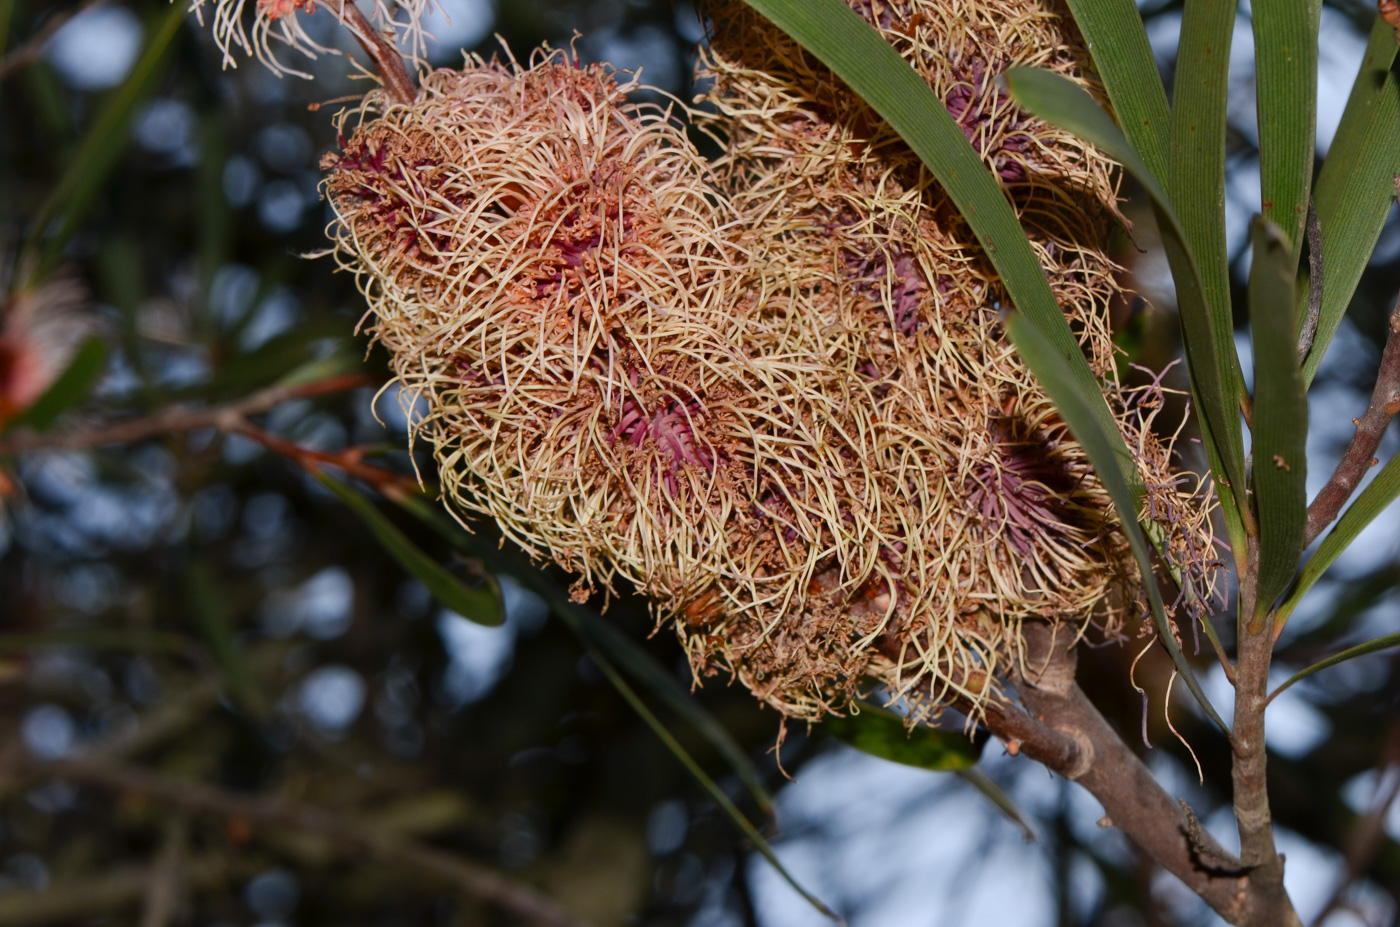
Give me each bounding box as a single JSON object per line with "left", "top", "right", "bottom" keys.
{"left": 0, "top": 275, "right": 95, "bottom": 426}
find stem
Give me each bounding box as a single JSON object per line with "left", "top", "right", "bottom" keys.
{"left": 1229, "top": 617, "right": 1298, "bottom": 926}
{"left": 1305, "top": 296, "right": 1400, "bottom": 545}
{"left": 979, "top": 622, "right": 1302, "bottom": 926}
{"left": 326, "top": 0, "right": 416, "bottom": 106}
{"left": 0, "top": 373, "right": 372, "bottom": 456}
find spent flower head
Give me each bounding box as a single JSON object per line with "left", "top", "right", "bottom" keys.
{"left": 185, "top": 0, "right": 436, "bottom": 78}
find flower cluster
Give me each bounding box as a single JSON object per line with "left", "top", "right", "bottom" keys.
{"left": 316, "top": 1, "right": 1220, "bottom": 724}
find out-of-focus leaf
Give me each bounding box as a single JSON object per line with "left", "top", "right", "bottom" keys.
{"left": 273, "top": 342, "right": 365, "bottom": 390}
{"left": 1005, "top": 312, "right": 1230, "bottom": 735}
{"left": 1168, "top": 0, "right": 1248, "bottom": 485}
{"left": 196, "top": 115, "right": 232, "bottom": 340}
{"left": 1305, "top": 17, "right": 1400, "bottom": 386}
{"left": 551, "top": 598, "right": 837, "bottom": 921}
{"left": 955, "top": 767, "right": 1039, "bottom": 841}
{"left": 1061, "top": 0, "right": 1171, "bottom": 183}
{"left": 741, "top": 0, "right": 1145, "bottom": 509}
{"left": 572, "top": 612, "right": 774, "bottom": 814}
{"left": 1277, "top": 453, "right": 1400, "bottom": 628}
{"left": 0, "top": 630, "right": 186, "bottom": 655}
{"left": 0, "top": 0, "right": 14, "bottom": 113}
{"left": 1004, "top": 68, "right": 1248, "bottom": 524}
{"left": 393, "top": 492, "right": 777, "bottom": 814}
{"left": 1268, "top": 632, "right": 1400, "bottom": 704}
{"left": 2, "top": 337, "right": 106, "bottom": 435}
{"left": 191, "top": 322, "right": 345, "bottom": 401}
{"left": 1246, "top": 218, "right": 1307, "bottom": 621}
{"left": 824, "top": 705, "right": 981, "bottom": 772}
{"left": 1251, "top": 0, "right": 1320, "bottom": 259}
{"left": 1112, "top": 299, "right": 1150, "bottom": 380}
{"left": 185, "top": 560, "right": 264, "bottom": 715}
{"left": 23, "top": 0, "right": 187, "bottom": 282}
{"left": 316, "top": 475, "right": 503, "bottom": 627}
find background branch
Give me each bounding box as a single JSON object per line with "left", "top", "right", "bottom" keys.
{"left": 6, "top": 755, "right": 590, "bottom": 927}
{"left": 0, "top": 0, "right": 108, "bottom": 82}
{"left": 1306, "top": 295, "right": 1400, "bottom": 545}
{"left": 0, "top": 373, "right": 373, "bottom": 457}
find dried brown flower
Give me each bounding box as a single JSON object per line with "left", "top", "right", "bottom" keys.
{"left": 323, "top": 9, "right": 1220, "bottom": 728}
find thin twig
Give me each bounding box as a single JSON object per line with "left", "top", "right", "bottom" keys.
{"left": 0, "top": 0, "right": 107, "bottom": 83}
{"left": 1311, "top": 725, "right": 1400, "bottom": 926}
{"left": 1305, "top": 296, "right": 1400, "bottom": 545}
{"left": 1298, "top": 198, "right": 1324, "bottom": 360}
{"left": 0, "top": 853, "right": 244, "bottom": 926}
{"left": 8, "top": 756, "right": 590, "bottom": 927}
{"left": 138, "top": 818, "right": 187, "bottom": 927}
{"left": 232, "top": 421, "right": 418, "bottom": 496}
{"left": 0, "top": 373, "right": 373, "bottom": 457}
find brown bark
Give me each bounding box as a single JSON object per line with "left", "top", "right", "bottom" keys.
{"left": 1305, "top": 297, "right": 1400, "bottom": 545}
{"left": 978, "top": 622, "right": 1300, "bottom": 926}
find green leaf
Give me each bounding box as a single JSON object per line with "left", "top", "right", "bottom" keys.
{"left": 389, "top": 492, "right": 778, "bottom": 815}
{"left": 570, "top": 609, "right": 774, "bottom": 814}
{"left": 1305, "top": 17, "right": 1400, "bottom": 386}
{"left": 955, "top": 767, "right": 1039, "bottom": 841}
{"left": 2, "top": 337, "right": 106, "bottom": 435}
{"left": 1003, "top": 67, "right": 1249, "bottom": 524}
{"left": 740, "top": 0, "right": 1144, "bottom": 506}
{"left": 273, "top": 341, "right": 365, "bottom": 391}
{"left": 1246, "top": 218, "right": 1307, "bottom": 620}
{"left": 1005, "top": 312, "right": 1230, "bottom": 735}
{"left": 316, "top": 475, "right": 503, "bottom": 626}
{"left": 550, "top": 598, "right": 838, "bottom": 921}
{"left": 1251, "top": 0, "right": 1321, "bottom": 259}
{"left": 1277, "top": 452, "right": 1400, "bottom": 627}
{"left": 1169, "top": 0, "right": 1248, "bottom": 484}
{"left": 0, "top": 0, "right": 15, "bottom": 115}
{"left": 1061, "top": 0, "right": 1171, "bottom": 183}
{"left": 22, "top": 0, "right": 188, "bottom": 282}
{"left": 185, "top": 560, "right": 264, "bottom": 716}
{"left": 1267, "top": 631, "right": 1400, "bottom": 705}
{"left": 0, "top": 630, "right": 186, "bottom": 655}
{"left": 824, "top": 704, "right": 981, "bottom": 771}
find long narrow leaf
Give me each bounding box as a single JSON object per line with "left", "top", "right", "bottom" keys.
{"left": 185, "top": 560, "right": 264, "bottom": 716}
{"left": 955, "top": 768, "right": 1039, "bottom": 841}
{"left": 390, "top": 492, "right": 778, "bottom": 815}
{"left": 570, "top": 609, "right": 774, "bottom": 814}
{"left": 1004, "top": 67, "right": 1250, "bottom": 526}
{"left": 22, "top": 0, "right": 186, "bottom": 282}
{"left": 1, "top": 337, "right": 106, "bottom": 435}
{"left": 0, "top": 630, "right": 186, "bottom": 654}
{"left": 1004, "top": 313, "right": 1229, "bottom": 734}
{"left": 1251, "top": 0, "right": 1320, "bottom": 259}
{"left": 1277, "top": 452, "right": 1400, "bottom": 627}
{"left": 824, "top": 704, "right": 982, "bottom": 772}
{"left": 316, "top": 475, "right": 503, "bottom": 626}
{"left": 1304, "top": 17, "right": 1400, "bottom": 386}
{"left": 740, "top": 0, "right": 1144, "bottom": 504}
{"left": 1061, "top": 0, "right": 1171, "bottom": 183}
{"left": 1267, "top": 632, "right": 1400, "bottom": 705}
{"left": 1169, "top": 0, "right": 1247, "bottom": 473}
{"left": 1246, "top": 218, "right": 1307, "bottom": 621}
{"left": 551, "top": 599, "right": 838, "bottom": 920}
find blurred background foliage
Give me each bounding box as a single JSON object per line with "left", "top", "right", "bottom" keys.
{"left": 1, "top": 0, "right": 1400, "bottom": 925}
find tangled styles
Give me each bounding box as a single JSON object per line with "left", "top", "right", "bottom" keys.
{"left": 323, "top": 4, "right": 1221, "bottom": 725}
{"left": 185, "top": 0, "right": 434, "bottom": 78}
